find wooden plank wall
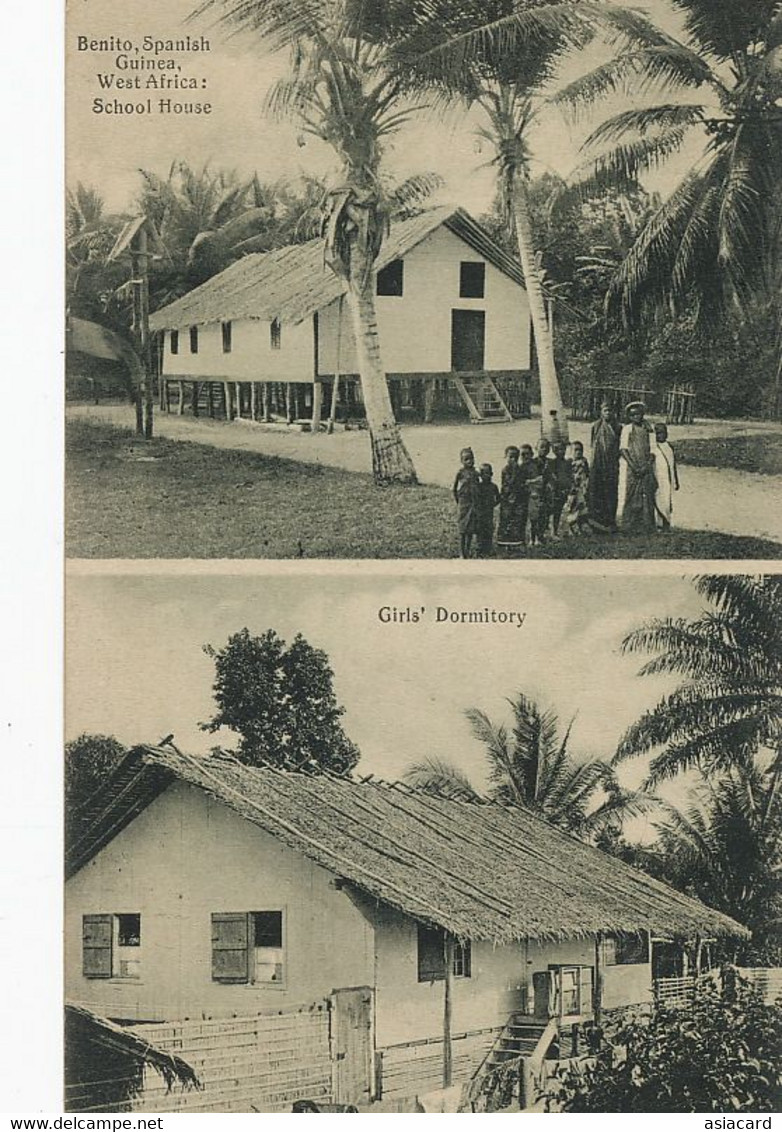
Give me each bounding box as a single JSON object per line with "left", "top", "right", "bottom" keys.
{"left": 377, "top": 1027, "right": 500, "bottom": 1100}
{"left": 130, "top": 1005, "right": 333, "bottom": 1113}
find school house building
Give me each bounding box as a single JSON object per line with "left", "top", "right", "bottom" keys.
{"left": 148, "top": 207, "right": 533, "bottom": 427}
{"left": 65, "top": 746, "right": 745, "bottom": 1112}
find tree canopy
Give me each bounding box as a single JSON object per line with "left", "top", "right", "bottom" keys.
{"left": 202, "top": 628, "right": 360, "bottom": 774}
{"left": 65, "top": 733, "right": 129, "bottom": 845}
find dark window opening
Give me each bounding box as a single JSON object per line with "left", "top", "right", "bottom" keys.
{"left": 253, "top": 911, "right": 282, "bottom": 949}
{"left": 460, "top": 261, "right": 485, "bottom": 299}
{"left": 221, "top": 321, "right": 232, "bottom": 353}
{"left": 270, "top": 318, "right": 281, "bottom": 350}
{"left": 189, "top": 326, "right": 199, "bottom": 354}
{"left": 117, "top": 913, "right": 141, "bottom": 947}
{"left": 606, "top": 933, "right": 649, "bottom": 966}
{"left": 377, "top": 259, "right": 404, "bottom": 297}
{"left": 170, "top": 329, "right": 179, "bottom": 355}
{"left": 417, "top": 924, "right": 471, "bottom": 982}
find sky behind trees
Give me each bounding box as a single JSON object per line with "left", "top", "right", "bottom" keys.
{"left": 66, "top": 568, "right": 705, "bottom": 832}
{"left": 67, "top": 0, "right": 701, "bottom": 216}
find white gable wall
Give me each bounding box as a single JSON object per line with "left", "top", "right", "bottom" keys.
{"left": 162, "top": 317, "right": 313, "bottom": 381}
{"left": 65, "top": 781, "right": 374, "bottom": 1022}
{"left": 317, "top": 226, "right": 531, "bottom": 376}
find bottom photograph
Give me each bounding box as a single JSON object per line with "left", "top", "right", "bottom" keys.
{"left": 64, "top": 569, "right": 781, "bottom": 1114}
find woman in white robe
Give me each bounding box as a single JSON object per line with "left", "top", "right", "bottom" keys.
{"left": 653, "top": 422, "right": 679, "bottom": 529}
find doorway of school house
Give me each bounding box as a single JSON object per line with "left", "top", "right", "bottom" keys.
{"left": 451, "top": 310, "right": 486, "bottom": 372}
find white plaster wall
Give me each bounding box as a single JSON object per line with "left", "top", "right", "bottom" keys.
{"left": 65, "top": 782, "right": 374, "bottom": 1022}
{"left": 317, "top": 226, "right": 531, "bottom": 376}
{"left": 372, "top": 908, "right": 526, "bottom": 1048}
{"left": 604, "top": 962, "right": 652, "bottom": 1009}
{"left": 162, "top": 317, "right": 313, "bottom": 382}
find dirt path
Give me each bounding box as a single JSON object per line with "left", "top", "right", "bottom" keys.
{"left": 69, "top": 405, "right": 782, "bottom": 546}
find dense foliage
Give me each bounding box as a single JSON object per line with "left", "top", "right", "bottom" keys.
{"left": 202, "top": 628, "right": 360, "bottom": 774}
{"left": 65, "top": 733, "right": 128, "bottom": 844}
{"left": 551, "top": 982, "right": 782, "bottom": 1112}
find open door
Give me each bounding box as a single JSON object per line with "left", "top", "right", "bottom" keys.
{"left": 331, "top": 986, "right": 373, "bottom": 1106}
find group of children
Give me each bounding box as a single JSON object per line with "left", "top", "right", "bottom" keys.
{"left": 452, "top": 438, "right": 591, "bottom": 559}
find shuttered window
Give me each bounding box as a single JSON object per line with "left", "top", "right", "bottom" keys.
{"left": 211, "top": 911, "right": 285, "bottom": 984}
{"left": 270, "top": 318, "right": 282, "bottom": 350}
{"left": 606, "top": 933, "right": 648, "bottom": 966}
{"left": 170, "top": 329, "right": 179, "bottom": 355}
{"left": 211, "top": 912, "right": 251, "bottom": 983}
{"left": 417, "top": 924, "right": 446, "bottom": 981}
{"left": 221, "top": 321, "right": 232, "bottom": 353}
{"left": 416, "top": 925, "right": 471, "bottom": 982}
{"left": 82, "top": 914, "right": 113, "bottom": 978}
{"left": 189, "top": 326, "right": 199, "bottom": 354}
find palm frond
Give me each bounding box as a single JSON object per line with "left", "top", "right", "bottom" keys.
{"left": 402, "top": 756, "right": 482, "bottom": 802}
{"left": 585, "top": 103, "right": 705, "bottom": 147}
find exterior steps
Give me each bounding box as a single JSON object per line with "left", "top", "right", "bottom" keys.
{"left": 453, "top": 374, "right": 513, "bottom": 422}
{"left": 481, "top": 1017, "right": 556, "bottom": 1070}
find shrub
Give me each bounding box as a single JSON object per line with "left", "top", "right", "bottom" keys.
{"left": 550, "top": 981, "right": 782, "bottom": 1112}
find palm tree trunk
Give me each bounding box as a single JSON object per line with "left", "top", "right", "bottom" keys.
{"left": 511, "top": 178, "right": 567, "bottom": 443}
{"left": 346, "top": 250, "right": 418, "bottom": 484}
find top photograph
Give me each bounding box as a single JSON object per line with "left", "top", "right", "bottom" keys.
{"left": 65, "top": 0, "right": 781, "bottom": 560}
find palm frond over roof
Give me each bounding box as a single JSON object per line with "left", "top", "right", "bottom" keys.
{"left": 148, "top": 207, "right": 524, "bottom": 331}
{"left": 67, "top": 746, "right": 747, "bottom": 944}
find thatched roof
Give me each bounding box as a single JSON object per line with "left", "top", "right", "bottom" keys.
{"left": 65, "top": 1002, "right": 200, "bottom": 1093}
{"left": 148, "top": 207, "right": 524, "bottom": 332}
{"left": 67, "top": 747, "right": 747, "bottom": 945}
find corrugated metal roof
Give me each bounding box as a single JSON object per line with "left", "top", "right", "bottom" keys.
{"left": 67, "top": 746, "right": 748, "bottom": 945}
{"left": 148, "top": 207, "right": 524, "bottom": 332}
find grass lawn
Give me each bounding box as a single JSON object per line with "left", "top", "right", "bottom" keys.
{"left": 676, "top": 433, "right": 782, "bottom": 476}
{"left": 66, "top": 419, "right": 781, "bottom": 559}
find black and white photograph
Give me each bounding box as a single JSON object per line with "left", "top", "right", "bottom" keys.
{"left": 63, "top": 568, "right": 782, "bottom": 1112}
{"left": 65, "top": 0, "right": 782, "bottom": 560}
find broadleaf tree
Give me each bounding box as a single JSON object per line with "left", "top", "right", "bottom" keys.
{"left": 202, "top": 628, "right": 360, "bottom": 774}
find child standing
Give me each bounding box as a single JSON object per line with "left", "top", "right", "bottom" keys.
{"left": 518, "top": 444, "right": 536, "bottom": 545}
{"left": 453, "top": 446, "right": 480, "bottom": 558}
{"left": 530, "top": 437, "right": 553, "bottom": 543}
{"left": 497, "top": 445, "right": 525, "bottom": 556}
{"left": 653, "top": 423, "right": 679, "bottom": 530}
{"left": 549, "top": 440, "right": 573, "bottom": 536}
{"left": 476, "top": 463, "right": 501, "bottom": 557}
{"left": 564, "top": 441, "right": 591, "bottom": 535}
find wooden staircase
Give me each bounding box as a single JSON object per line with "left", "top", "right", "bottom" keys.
{"left": 483, "top": 1017, "right": 557, "bottom": 1071}
{"left": 453, "top": 374, "right": 513, "bottom": 423}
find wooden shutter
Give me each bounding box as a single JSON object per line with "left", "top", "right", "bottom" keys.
{"left": 417, "top": 924, "right": 446, "bottom": 982}
{"left": 580, "top": 966, "right": 594, "bottom": 1015}
{"left": 83, "top": 914, "right": 113, "bottom": 978}
{"left": 211, "top": 912, "right": 250, "bottom": 983}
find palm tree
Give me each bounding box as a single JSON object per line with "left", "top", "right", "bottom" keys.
{"left": 558, "top": 0, "right": 782, "bottom": 406}
{"left": 191, "top": 0, "right": 421, "bottom": 484}
{"left": 649, "top": 764, "right": 782, "bottom": 943}
{"left": 405, "top": 691, "right": 651, "bottom": 838}
{"left": 137, "top": 162, "right": 280, "bottom": 301}
{"left": 390, "top": 0, "right": 603, "bottom": 441}
{"left": 616, "top": 575, "right": 782, "bottom": 787}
